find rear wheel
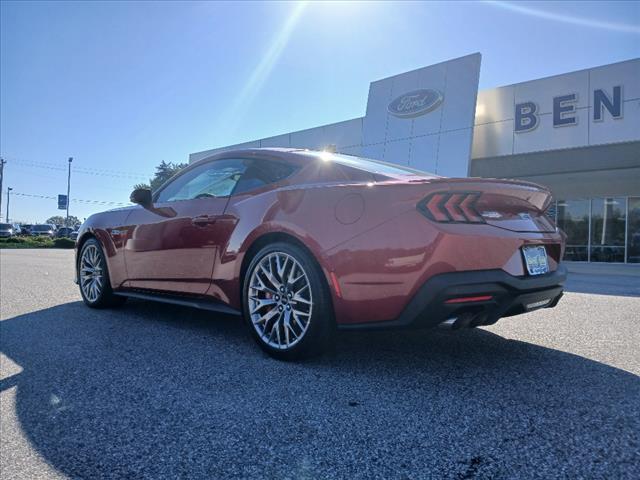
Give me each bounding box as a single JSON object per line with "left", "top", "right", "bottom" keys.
{"left": 243, "top": 242, "right": 334, "bottom": 360}
{"left": 78, "top": 238, "right": 126, "bottom": 308}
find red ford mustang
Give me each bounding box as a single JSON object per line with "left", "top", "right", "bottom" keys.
{"left": 75, "top": 148, "right": 566, "bottom": 359}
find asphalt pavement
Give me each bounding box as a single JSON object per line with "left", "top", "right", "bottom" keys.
{"left": 1, "top": 249, "right": 639, "bottom": 479}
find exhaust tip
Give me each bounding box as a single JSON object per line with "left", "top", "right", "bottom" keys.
{"left": 440, "top": 312, "right": 480, "bottom": 330}
{"left": 440, "top": 318, "right": 457, "bottom": 328}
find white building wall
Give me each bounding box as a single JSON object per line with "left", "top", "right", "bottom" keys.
{"left": 190, "top": 53, "right": 481, "bottom": 178}
{"left": 472, "top": 57, "right": 640, "bottom": 159}
{"left": 190, "top": 57, "right": 639, "bottom": 178}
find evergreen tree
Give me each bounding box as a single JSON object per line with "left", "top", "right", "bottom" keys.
{"left": 134, "top": 160, "right": 188, "bottom": 192}
{"left": 46, "top": 215, "right": 80, "bottom": 227}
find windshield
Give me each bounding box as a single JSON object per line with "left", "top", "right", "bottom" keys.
{"left": 33, "top": 225, "right": 52, "bottom": 231}
{"left": 0, "top": 223, "right": 12, "bottom": 229}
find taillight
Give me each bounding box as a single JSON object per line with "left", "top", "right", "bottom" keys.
{"left": 417, "top": 192, "right": 485, "bottom": 223}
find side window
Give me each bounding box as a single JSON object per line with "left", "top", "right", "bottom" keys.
{"left": 233, "top": 160, "right": 296, "bottom": 195}
{"left": 156, "top": 159, "right": 249, "bottom": 203}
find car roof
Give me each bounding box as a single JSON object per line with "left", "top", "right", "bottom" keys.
{"left": 207, "top": 148, "right": 436, "bottom": 177}
{"left": 205, "top": 147, "right": 311, "bottom": 162}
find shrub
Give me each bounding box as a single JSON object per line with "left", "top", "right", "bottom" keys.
{"left": 5, "top": 236, "right": 27, "bottom": 243}
{"left": 0, "top": 237, "right": 53, "bottom": 248}
{"left": 53, "top": 237, "right": 76, "bottom": 249}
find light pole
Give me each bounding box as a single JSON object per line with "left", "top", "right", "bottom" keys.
{"left": 0, "top": 157, "right": 5, "bottom": 221}
{"left": 6, "top": 187, "right": 13, "bottom": 223}
{"left": 66, "top": 157, "right": 72, "bottom": 227}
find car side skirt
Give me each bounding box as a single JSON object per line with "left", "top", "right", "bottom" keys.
{"left": 113, "top": 290, "right": 242, "bottom": 316}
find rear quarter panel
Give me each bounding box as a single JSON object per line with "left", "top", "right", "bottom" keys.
{"left": 212, "top": 180, "right": 433, "bottom": 310}
{"left": 220, "top": 177, "right": 563, "bottom": 325}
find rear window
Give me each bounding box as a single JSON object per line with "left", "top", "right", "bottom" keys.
{"left": 33, "top": 225, "right": 52, "bottom": 231}
{"left": 0, "top": 223, "right": 11, "bottom": 229}
{"left": 302, "top": 151, "right": 437, "bottom": 177}
{"left": 233, "top": 160, "right": 297, "bottom": 195}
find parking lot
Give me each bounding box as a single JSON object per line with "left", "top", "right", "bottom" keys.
{"left": 1, "top": 249, "right": 639, "bottom": 479}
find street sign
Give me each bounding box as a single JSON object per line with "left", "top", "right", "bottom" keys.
{"left": 58, "top": 194, "right": 68, "bottom": 210}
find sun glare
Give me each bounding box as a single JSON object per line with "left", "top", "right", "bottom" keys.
{"left": 320, "top": 151, "right": 334, "bottom": 162}
{"left": 224, "top": 1, "right": 309, "bottom": 136}
{"left": 485, "top": 0, "right": 640, "bottom": 34}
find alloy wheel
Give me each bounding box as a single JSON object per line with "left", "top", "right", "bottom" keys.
{"left": 80, "top": 244, "right": 104, "bottom": 303}
{"left": 248, "top": 251, "right": 313, "bottom": 350}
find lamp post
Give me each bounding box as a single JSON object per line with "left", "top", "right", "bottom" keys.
{"left": 6, "top": 187, "right": 13, "bottom": 223}
{"left": 66, "top": 157, "right": 72, "bottom": 227}
{"left": 0, "top": 157, "right": 5, "bottom": 221}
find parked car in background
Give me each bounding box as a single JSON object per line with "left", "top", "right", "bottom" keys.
{"left": 70, "top": 229, "right": 79, "bottom": 241}
{"left": 0, "top": 223, "right": 16, "bottom": 238}
{"left": 56, "top": 227, "right": 74, "bottom": 238}
{"left": 19, "top": 224, "right": 33, "bottom": 235}
{"left": 30, "top": 224, "right": 56, "bottom": 238}
{"left": 11, "top": 224, "right": 22, "bottom": 235}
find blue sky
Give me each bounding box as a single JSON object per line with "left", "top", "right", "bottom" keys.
{"left": 1, "top": 0, "right": 638, "bottom": 223}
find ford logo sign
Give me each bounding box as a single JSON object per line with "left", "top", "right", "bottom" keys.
{"left": 388, "top": 89, "right": 444, "bottom": 118}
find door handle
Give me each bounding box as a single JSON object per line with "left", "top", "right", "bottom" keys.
{"left": 191, "top": 215, "right": 217, "bottom": 226}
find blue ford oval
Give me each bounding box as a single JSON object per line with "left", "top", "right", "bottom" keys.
{"left": 388, "top": 89, "right": 443, "bottom": 118}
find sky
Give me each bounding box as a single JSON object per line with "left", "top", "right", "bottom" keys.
{"left": 1, "top": 0, "right": 639, "bottom": 223}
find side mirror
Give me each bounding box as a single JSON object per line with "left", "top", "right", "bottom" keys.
{"left": 130, "top": 188, "right": 152, "bottom": 207}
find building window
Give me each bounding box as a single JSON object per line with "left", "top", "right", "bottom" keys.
{"left": 590, "top": 197, "right": 626, "bottom": 263}
{"left": 627, "top": 197, "right": 640, "bottom": 264}
{"left": 557, "top": 199, "right": 589, "bottom": 261}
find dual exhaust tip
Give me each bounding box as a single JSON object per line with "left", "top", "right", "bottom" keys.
{"left": 440, "top": 311, "right": 488, "bottom": 330}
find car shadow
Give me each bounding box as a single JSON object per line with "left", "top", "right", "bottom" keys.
{"left": 1, "top": 301, "right": 639, "bottom": 479}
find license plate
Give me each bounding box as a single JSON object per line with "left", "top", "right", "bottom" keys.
{"left": 522, "top": 245, "right": 549, "bottom": 276}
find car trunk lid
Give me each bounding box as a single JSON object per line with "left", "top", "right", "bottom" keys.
{"left": 425, "top": 178, "right": 557, "bottom": 233}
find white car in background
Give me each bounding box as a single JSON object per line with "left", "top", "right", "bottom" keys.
{"left": 30, "top": 224, "right": 56, "bottom": 238}
{"left": 0, "top": 223, "right": 16, "bottom": 238}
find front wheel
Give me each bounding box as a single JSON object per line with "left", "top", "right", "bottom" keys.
{"left": 243, "top": 242, "right": 334, "bottom": 360}
{"left": 78, "top": 238, "right": 126, "bottom": 308}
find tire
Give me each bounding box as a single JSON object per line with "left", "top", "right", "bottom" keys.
{"left": 242, "top": 242, "right": 334, "bottom": 360}
{"left": 78, "top": 238, "right": 126, "bottom": 309}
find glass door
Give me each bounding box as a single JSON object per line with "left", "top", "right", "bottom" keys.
{"left": 556, "top": 199, "right": 589, "bottom": 261}
{"left": 590, "top": 197, "right": 626, "bottom": 263}
{"left": 627, "top": 197, "right": 640, "bottom": 263}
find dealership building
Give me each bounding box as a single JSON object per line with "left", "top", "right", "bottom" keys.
{"left": 191, "top": 54, "right": 640, "bottom": 264}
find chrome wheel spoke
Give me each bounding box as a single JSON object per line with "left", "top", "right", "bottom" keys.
{"left": 291, "top": 311, "right": 306, "bottom": 332}
{"left": 254, "top": 305, "right": 278, "bottom": 325}
{"left": 260, "top": 263, "right": 280, "bottom": 291}
{"left": 276, "top": 255, "right": 288, "bottom": 282}
{"left": 282, "top": 309, "right": 297, "bottom": 347}
{"left": 248, "top": 251, "right": 313, "bottom": 350}
{"left": 251, "top": 299, "right": 277, "bottom": 316}
{"left": 250, "top": 276, "right": 277, "bottom": 295}
{"left": 266, "top": 315, "right": 279, "bottom": 343}
{"left": 274, "top": 317, "right": 282, "bottom": 346}
{"left": 292, "top": 297, "right": 311, "bottom": 306}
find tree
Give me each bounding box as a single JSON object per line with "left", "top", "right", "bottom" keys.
{"left": 46, "top": 215, "right": 80, "bottom": 227}
{"left": 46, "top": 216, "right": 64, "bottom": 226}
{"left": 134, "top": 160, "right": 188, "bottom": 192}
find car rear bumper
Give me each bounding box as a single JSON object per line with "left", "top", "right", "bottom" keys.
{"left": 339, "top": 265, "right": 567, "bottom": 330}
